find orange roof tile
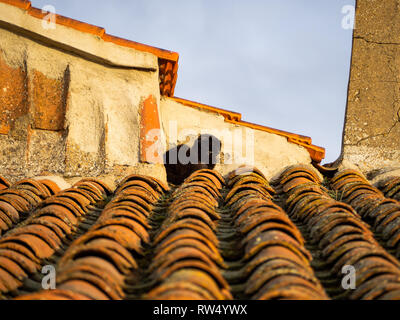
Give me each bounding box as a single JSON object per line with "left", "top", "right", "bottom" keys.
{"left": 171, "top": 97, "right": 242, "bottom": 122}
{"left": 0, "top": 166, "right": 399, "bottom": 300}
{"left": 1, "top": 0, "right": 30, "bottom": 10}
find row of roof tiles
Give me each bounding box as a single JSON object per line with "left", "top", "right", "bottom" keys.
{"left": 224, "top": 169, "right": 328, "bottom": 299}
{"left": 147, "top": 170, "right": 231, "bottom": 300}
{"left": 1, "top": 165, "right": 400, "bottom": 299}
{"left": 0, "top": 179, "right": 60, "bottom": 235}
{"left": 276, "top": 166, "right": 400, "bottom": 299}
{"left": 0, "top": 178, "right": 111, "bottom": 295}
{"left": 18, "top": 175, "right": 167, "bottom": 300}
{"left": 331, "top": 171, "right": 400, "bottom": 260}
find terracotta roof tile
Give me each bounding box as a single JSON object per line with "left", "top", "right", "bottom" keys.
{"left": 331, "top": 170, "right": 400, "bottom": 260}
{"left": 0, "top": 179, "right": 110, "bottom": 297}
{"left": 0, "top": 176, "right": 10, "bottom": 190}
{"left": 146, "top": 170, "right": 232, "bottom": 300}
{"left": 1, "top": 0, "right": 30, "bottom": 10}
{"left": 15, "top": 175, "right": 163, "bottom": 300}
{"left": 0, "top": 179, "right": 56, "bottom": 235}
{"left": 376, "top": 177, "right": 400, "bottom": 202}
{"left": 277, "top": 165, "right": 400, "bottom": 299}
{"left": 224, "top": 171, "right": 328, "bottom": 300}
{"left": 4, "top": 167, "right": 400, "bottom": 300}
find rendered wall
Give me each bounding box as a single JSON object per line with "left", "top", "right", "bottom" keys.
{"left": 160, "top": 97, "right": 312, "bottom": 180}
{"left": 0, "top": 17, "right": 165, "bottom": 183}
{"left": 0, "top": 1, "right": 317, "bottom": 184}
{"left": 342, "top": 0, "right": 400, "bottom": 172}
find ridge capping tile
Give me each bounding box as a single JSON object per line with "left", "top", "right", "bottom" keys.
{"left": 27, "top": 7, "right": 106, "bottom": 37}
{"left": 171, "top": 97, "right": 242, "bottom": 122}
{"left": 1, "top": 0, "right": 30, "bottom": 10}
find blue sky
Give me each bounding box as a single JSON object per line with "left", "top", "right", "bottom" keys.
{"left": 31, "top": 0, "right": 355, "bottom": 163}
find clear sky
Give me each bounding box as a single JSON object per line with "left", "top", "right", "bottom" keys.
{"left": 31, "top": 0, "right": 356, "bottom": 163}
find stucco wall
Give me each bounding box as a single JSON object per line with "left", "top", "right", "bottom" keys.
{"left": 160, "top": 97, "right": 312, "bottom": 180}
{"left": 0, "top": 1, "right": 316, "bottom": 184}
{"left": 0, "top": 20, "right": 165, "bottom": 183}
{"left": 342, "top": 0, "right": 400, "bottom": 173}
{"left": 0, "top": 2, "right": 157, "bottom": 70}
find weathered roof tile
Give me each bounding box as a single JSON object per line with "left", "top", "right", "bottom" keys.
{"left": 3, "top": 165, "right": 400, "bottom": 300}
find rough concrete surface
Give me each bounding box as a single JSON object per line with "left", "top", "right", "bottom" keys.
{"left": 342, "top": 0, "right": 400, "bottom": 173}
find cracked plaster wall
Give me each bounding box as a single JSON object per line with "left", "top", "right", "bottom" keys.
{"left": 0, "top": 24, "right": 166, "bottom": 184}
{"left": 342, "top": 0, "right": 400, "bottom": 172}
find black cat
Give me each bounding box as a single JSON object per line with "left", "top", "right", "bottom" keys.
{"left": 163, "top": 134, "right": 221, "bottom": 185}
